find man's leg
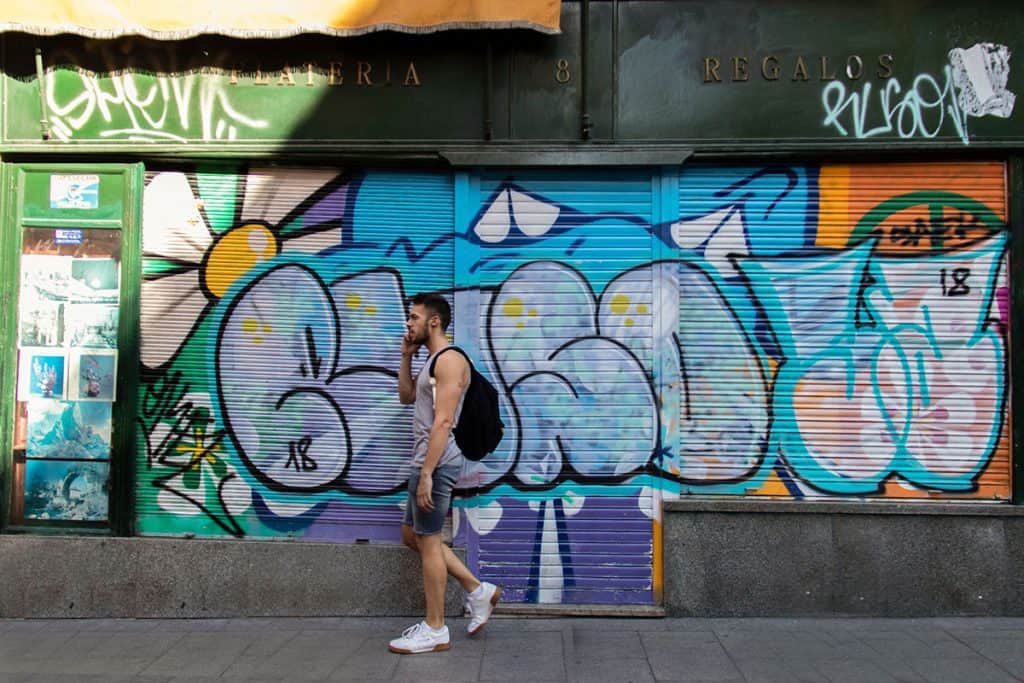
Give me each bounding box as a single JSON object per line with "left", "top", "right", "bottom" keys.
{"left": 402, "top": 524, "right": 480, "bottom": 593}
{"left": 406, "top": 522, "right": 500, "bottom": 637}
{"left": 441, "top": 544, "right": 481, "bottom": 593}
{"left": 402, "top": 464, "right": 500, "bottom": 640}
{"left": 389, "top": 476, "right": 452, "bottom": 655}
{"left": 416, "top": 532, "right": 448, "bottom": 629}
{"left": 406, "top": 465, "right": 463, "bottom": 630}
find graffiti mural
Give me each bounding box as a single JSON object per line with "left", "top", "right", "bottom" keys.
{"left": 137, "top": 161, "right": 1010, "bottom": 603}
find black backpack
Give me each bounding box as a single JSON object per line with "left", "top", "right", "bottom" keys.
{"left": 429, "top": 346, "right": 504, "bottom": 461}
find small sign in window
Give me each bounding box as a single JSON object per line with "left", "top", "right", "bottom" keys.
{"left": 54, "top": 229, "right": 83, "bottom": 245}
{"left": 50, "top": 175, "right": 100, "bottom": 210}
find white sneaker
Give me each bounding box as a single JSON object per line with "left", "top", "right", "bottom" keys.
{"left": 388, "top": 621, "right": 450, "bottom": 654}
{"left": 466, "top": 582, "right": 501, "bottom": 636}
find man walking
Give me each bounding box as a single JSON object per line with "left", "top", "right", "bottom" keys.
{"left": 389, "top": 292, "right": 501, "bottom": 654}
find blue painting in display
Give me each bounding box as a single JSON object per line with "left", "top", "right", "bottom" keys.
{"left": 21, "top": 351, "right": 67, "bottom": 399}
{"left": 75, "top": 353, "right": 116, "bottom": 400}
{"left": 23, "top": 460, "right": 109, "bottom": 521}
{"left": 26, "top": 400, "right": 112, "bottom": 460}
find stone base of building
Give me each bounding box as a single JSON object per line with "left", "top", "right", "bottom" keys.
{"left": 663, "top": 499, "right": 1024, "bottom": 617}
{"left": 8, "top": 502, "right": 1024, "bottom": 618}
{"left": 0, "top": 535, "right": 465, "bottom": 618}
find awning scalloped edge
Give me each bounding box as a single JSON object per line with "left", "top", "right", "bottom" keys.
{"left": 0, "top": 20, "right": 561, "bottom": 40}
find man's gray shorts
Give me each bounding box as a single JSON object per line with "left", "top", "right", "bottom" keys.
{"left": 403, "top": 463, "right": 461, "bottom": 536}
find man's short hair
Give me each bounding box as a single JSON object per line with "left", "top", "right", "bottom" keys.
{"left": 410, "top": 292, "right": 452, "bottom": 331}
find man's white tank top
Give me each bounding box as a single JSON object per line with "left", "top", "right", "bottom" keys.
{"left": 411, "top": 347, "right": 467, "bottom": 468}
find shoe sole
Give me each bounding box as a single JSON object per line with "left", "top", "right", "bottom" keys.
{"left": 467, "top": 586, "right": 502, "bottom": 637}
{"left": 388, "top": 642, "right": 450, "bottom": 654}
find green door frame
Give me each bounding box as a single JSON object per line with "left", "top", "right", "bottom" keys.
{"left": 0, "top": 161, "right": 142, "bottom": 534}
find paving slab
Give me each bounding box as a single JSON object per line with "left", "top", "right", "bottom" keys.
{"left": 640, "top": 631, "right": 744, "bottom": 681}
{"left": 906, "top": 657, "right": 1022, "bottom": 683}
{"left": 947, "top": 632, "right": 1024, "bottom": 678}
{"left": 571, "top": 629, "right": 649, "bottom": 661}
{"left": 570, "top": 656, "right": 656, "bottom": 683}
{"left": 138, "top": 632, "right": 255, "bottom": 678}
{"left": 730, "top": 660, "right": 833, "bottom": 683}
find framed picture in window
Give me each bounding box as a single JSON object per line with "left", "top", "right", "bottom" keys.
{"left": 17, "top": 348, "right": 68, "bottom": 400}
{"left": 68, "top": 350, "right": 117, "bottom": 401}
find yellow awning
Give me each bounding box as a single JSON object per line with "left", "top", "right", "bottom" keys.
{"left": 1, "top": 0, "right": 561, "bottom": 39}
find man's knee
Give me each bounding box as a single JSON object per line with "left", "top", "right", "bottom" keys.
{"left": 415, "top": 531, "right": 443, "bottom": 556}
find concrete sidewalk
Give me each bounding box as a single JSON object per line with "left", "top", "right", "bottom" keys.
{"left": 0, "top": 616, "right": 1022, "bottom": 682}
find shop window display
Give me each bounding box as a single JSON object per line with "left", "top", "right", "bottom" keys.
{"left": 10, "top": 227, "right": 120, "bottom": 523}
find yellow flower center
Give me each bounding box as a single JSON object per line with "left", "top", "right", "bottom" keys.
{"left": 203, "top": 224, "right": 280, "bottom": 298}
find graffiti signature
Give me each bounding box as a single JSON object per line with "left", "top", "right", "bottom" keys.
{"left": 821, "top": 66, "right": 969, "bottom": 144}
{"left": 47, "top": 72, "right": 269, "bottom": 143}
{"left": 138, "top": 371, "right": 220, "bottom": 466}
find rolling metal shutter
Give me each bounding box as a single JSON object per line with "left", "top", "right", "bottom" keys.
{"left": 674, "top": 161, "right": 1010, "bottom": 500}
{"left": 461, "top": 170, "right": 660, "bottom": 605}
{"left": 136, "top": 166, "right": 455, "bottom": 538}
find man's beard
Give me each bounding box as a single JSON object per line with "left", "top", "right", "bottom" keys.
{"left": 410, "top": 328, "right": 429, "bottom": 344}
